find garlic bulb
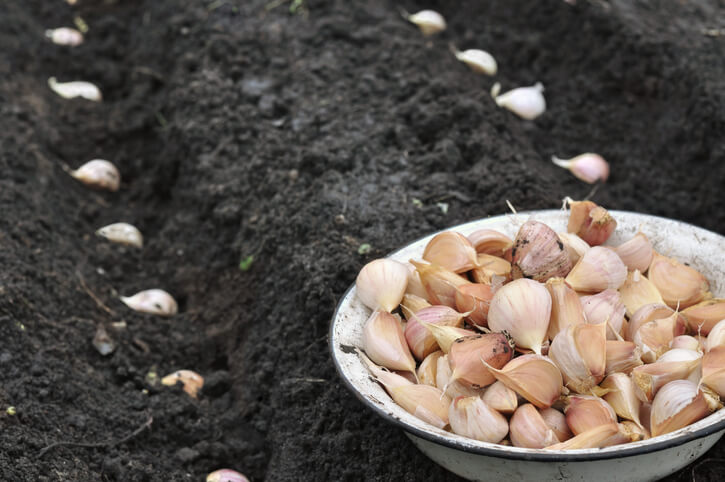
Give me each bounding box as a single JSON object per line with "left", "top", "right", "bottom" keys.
{"left": 701, "top": 346, "right": 725, "bottom": 397}
{"left": 581, "top": 289, "right": 626, "bottom": 340}
{"left": 363, "top": 311, "right": 416, "bottom": 375}
{"left": 467, "top": 229, "right": 513, "bottom": 258}
{"left": 449, "top": 333, "right": 514, "bottom": 388}
{"left": 45, "top": 27, "right": 84, "bottom": 46}
{"left": 405, "top": 10, "right": 446, "bottom": 36}
{"left": 631, "top": 349, "right": 702, "bottom": 402}
{"left": 95, "top": 222, "right": 143, "bottom": 248}
{"left": 485, "top": 354, "right": 563, "bottom": 408}
{"left": 411, "top": 260, "right": 468, "bottom": 308}
{"left": 449, "top": 396, "right": 509, "bottom": 443}
{"left": 161, "top": 370, "right": 204, "bottom": 398}
{"left": 454, "top": 283, "right": 493, "bottom": 328}
{"left": 546, "top": 277, "right": 584, "bottom": 340}
{"left": 422, "top": 231, "right": 478, "bottom": 273}
{"left": 482, "top": 381, "right": 519, "bottom": 415}
{"left": 511, "top": 220, "right": 572, "bottom": 282}
{"left": 619, "top": 270, "right": 664, "bottom": 318}
{"left": 391, "top": 384, "right": 452, "bottom": 428}
{"left": 566, "top": 200, "right": 617, "bottom": 246}
{"left": 613, "top": 233, "right": 653, "bottom": 273}
{"left": 206, "top": 469, "right": 249, "bottom": 482}
{"left": 551, "top": 153, "right": 609, "bottom": 184}
{"left": 451, "top": 47, "right": 497, "bottom": 76}
{"left": 70, "top": 159, "right": 121, "bottom": 191}
{"left": 356, "top": 259, "right": 409, "bottom": 312}
{"left": 549, "top": 323, "right": 606, "bottom": 394}
{"left": 650, "top": 380, "right": 721, "bottom": 437}
{"left": 557, "top": 232, "right": 590, "bottom": 265}
{"left": 510, "top": 404, "right": 559, "bottom": 448}
{"left": 601, "top": 373, "right": 643, "bottom": 428}
{"left": 605, "top": 340, "right": 643, "bottom": 375}
{"left": 488, "top": 278, "right": 552, "bottom": 354}
{"left": 706, "top": 319, "right": 725, "bottom": 351}
{"left": 120, "top": 289, "right": 178, "bottom": 316}
{"left": 565, "top": 246, "right": 627, "bottom": 293}
{"left": 540, "top": 407, "right": 573, "bottom": 442}
{"left": 491, "top": 82, "right": 546, "bottom": 120}
{"left": 417, "top": 350, "right": 443, "bottom": 386}
{"left": 48, "top": 77, "right": 102, "bottom": 101}
{"left": 682, "top": 299, "right": 725, "bottom": 335}
{"left": 648, "top": 252, "right": 710, "bottom": 309}
{"left": 545, "top": 423, "right": 629, "bottom": 450}
{"left": 436, "top": 354, "right": 485, "bottom": 399}
{"left": 565, "top": 395, "right": 618, "bottom": 435}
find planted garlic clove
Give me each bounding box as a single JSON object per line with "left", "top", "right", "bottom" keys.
{"left": 404, "top": 305, "right": 466, "bottom": 360}
{"left": 120, "top": 289, "right": 178, "bottom": 316}
{"left": 405, "top": 9, "right": 446, "bottom": 35}
{"left": 701, "top": 346, "right": 725, "bottom": 397}
{"left": 706, "top": 320, "right": 725, "bottom": 351}
{"left": 549, "top": 323, "right": 606, "bottom": 394}
{"left": 391, "top": 384, "right": 452, "bottom": 428}
{"left": 619, "top": 270, "right": 664, "bottom": 318}
{"left": 488, "top": 278, "right": 552, "bottom": 355}
{"left": 95, "top": 222, "right": 143, "bottom": 248}
{"left": 48, "top": 77, "right": 101, "bottom": 101}
{"left": 468, "top": 229, "right": 513, "bottom": 258}
{"left": 602, "top": 373, "right": 643, "bottom": 428}
{"left": 70, "top": 159, "right": 120, "bottom": 191}
{"left": 682, "top": 299, "right": 725, "bottom": 335}
{"left": 417, "top": 350, "right": 443, "bottom": 387}
{"left": 449, "top": 333, "right": 514, "bottom": 388}
{"left": 648, "top": 252, "right": 710, "bottom": 309}
{"left": 45, "top": 27, "right": 84, "bottom": 46}
{"left": 627, "top": 303, "right": 682, "bottom": 341}
{"left": 454, "top": 283, "right": 493, "bottom": 328}
{"left": 449, "top": 396, "right": 509, "bottom": 443}
{"left": 510, "top": 404, "right": 560, "bottom": 448}
{"left": 581, "top": 289, "right": 626, "bottom": 340}
{"left": 671, "top": 335, "right": 702, "bottom": 352}
{"left": 491, "top": 82, "right": 546, "bottom": 120}
{"left": 451, "top": 46, "right": 497, "bottom": 76}
{"left": 485, "top": 354, "right": 563, "bottom": 408}
{"left": 436, "top": 354, "right": 486, "bottom": 399}
{"left": 545, "top": 423, "right": 629, "bottom": 450}
{"left": 511, "top": 220, "right": 571, "bottom": 282}
{"left": 423, "top": 323, "right": 476, "bottom": 354}
{"left": 161, "top": 370, "right": 204, "bottom": 398}
{"left": 565, "top": 395, "right": 618, "bottom": 435}
{"left": 363, "top": 311, "right": 416, "bottom": 374}
{"left": 404, "top": 264, "right": 429, "bottom": 299}
{"left": 470, "top": 254, "right": 511, "bottom": 284}
{"left": 605, "top": 340, "right": 643, "bottom": 375}
{"left": 613, "top": 233, "right": 653, "bottom": 273}
{"left": 566, "top": 200, "right": 617, "bottom": 246}
{"left": 565, "top": 246, "right": 627, "bottom": 293}
{"left": 356, "top": 259, "right": 409, "bottom": 312}
{"left": 540, "top": 407, "right": 573, "bottom": 442}
{"left": 423, "top": 231, "right": 478, "bottom": 274}
{"left": 482, "top": 380, "right": 519, "bottom": 415}
{"left": 206, "top": 469, "right": 249, "bottom": 482}
{"left": 400, "top": 293, "right": 431, "bottom": 321}
{"left": 551, "top": 153, "right": 609, "bottom": 184}
{"left": 411, "top": 260, "right": 468, "bottom": 308}
{"left": 359, "top": 350, "right": 414, "bottom": 391}
{"left": 633, "top": 312, "right": 686, "bottom": 363}
{"left": 631, "top": 349, "right": 702, "bottom": 402}
{"left": 650, "top": 380, "right": 721, "bottom": 437}
{"left": 558, "top": 232, "right": 590, "bottom": 266}
{"left": 546, "top": 278, "right": 584, "bottom": 340}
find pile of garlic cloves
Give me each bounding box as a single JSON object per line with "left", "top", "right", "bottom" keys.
{"left": 355, "top": 201, "right": 725, "bottom": 450}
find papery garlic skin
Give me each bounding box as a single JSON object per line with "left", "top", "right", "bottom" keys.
{"left": 510, "top": 404, "right": 559, "bottom": 448}
{"left": 363, "top": 311, "right": 416, "bottom": 374}
{"left": 650, "top": 380, "right": 719, "bottom": 437}
{"left": 602, "top": 373, "right": 643, "bottom": 428}
{"left": 619, "top": 270, "right": 664, "bottom": 318}
{"left": 391, "top": 384, "right": 452, "bottom": 429}
{"left": 565, "top": 246, "right": 627, "bottom": 292}
{"left": 356, "top": 259, "right": 409, "bottom": 312}
{"left": 648, "top": 252, "right": 710, "bottom": 309}
{"left": 359, "top": 350, "right": 414, "bottom": 391}
{"left": 581, "top": 289, "right": 626, "bottom": 340}
{"left": 45, "top": 27, "right": 84, "bottom": 46}
{"left": 120, "top": 289, "right": 178, "bottom": 316}
{"left": 511, "top": 221, "right": 572, "bottom": 282}
{"left": 492, "top": 82, "right": 546, "bottom": 120}
{"left": 482, "top": 380, "right": 519, "bottom": 415}
{"left": 558, "top": 232, "right": 590, "bottom": 265}
{"left": 486, "top": 354, "right": 563, "bottom": 408}
{"left": 453, "top": 48, "right": 497, "bottom": 76}
{"left": 449, "top": 396, "right": 509, "bottom": 443}
{"left": 48, "top": 77, "right": 102, "bottom": 101}
{"left": 682, "top": 299, "right": 725, "bottom": 335}
{"left": 551, "top": 153, "right": 609, "bottom": 184}
{"left": 406, "top": 10, "right": 446, "bottom": 36}
{"left": 613, "top": 233, "right": 653, "bottom": 273}
{"left": 565, "top": 395, "right": 618, "bottom": 435}
{"left": 70, "top": 159, "right": 121, "bottom": 191}
{"left": 161, "top": 370, "right": 204, "bottom": 398}
{"left": 96, "top": 222, "right": 143, "bottom": 248}
{"left": 423, "top": 231, "right": 478, "bottom": 274}
{"left": 206, "top": 469, "right": 250, "bottom": 482}
{"left": 549, "top": 323, "right": 606, "bottom": 394}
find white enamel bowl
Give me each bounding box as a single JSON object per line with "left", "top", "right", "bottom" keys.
{"left": 330, "top": 210, "right": 725, "bottom": 481}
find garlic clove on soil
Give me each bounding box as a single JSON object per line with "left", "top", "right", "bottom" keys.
{"left": 363, "top": 310, "right": 416, "bottom": 375}
{"left": 557, "top": 232, "right": 590, "bottom": 266}
{"left": 491, "top": 82, "right": 546, "bottom": 120}
{"left": 581, "top": 289, "right": 626, "bottom": 340}
{"left": 411, "top": 260, "right": 469, "bottom": 308}
{"left": 481, "top": 380, "right": 519, "bottom": 415}
{"left": 449, "top": 396, "right": 509, "bottom": 443}
{"left": 511, "top": 220, "right": 572, "bottom": 282}
{"left": 681, "top": 299, "right": 725, "bottom": 335}
{"left": 545, "top": 277, "right": 584, "bottom": 340}
{"left": 405, "top": 10, "right": 446, "bottom": 36}
{"left": 448, "top": 333, "right": 514, "bottom": 388}
{"left": 564, "top": 395, "right": 618, "bottom": 435}
{"left": 451, "top": 46, "right": 498, "bottom": 76}
{"left": 650, "top": 380, "right": 721, "bottom": 437}
{"left": 356, "top": 258, "right": 409, "bottom": 312}
{"left": 566, "top": 200, "right": 617, "bottom": 246}
{"left": 619, "top": 269, "right": 664, "bottom": 318}
{"left": 613, "top": 232, "right": 654, "bottom": 273}
{"left": 551, "top": 153, "right": 609, "bottom": 184}
{"left": 484, "top": 354, "right": 564, "bottom": 409}
{"left": 510, "top": 403, "right": 560, "bottom": 448}
{"left": 549, "top": 322, "right": 607, "bottom": 394}
{"left": 95, "top": 222, "right": 143, "bottom": 248}
{"left": 120, "top": 289, "right": 178, "bottom": 316}
{"left": 45, "top": 27, "right": 84, "bottom": 46}
{"left": 161, "top": 369, "right": 204, "bottom": 398}
{"left": 467, "top": 229, "right": 513, "bottom": 258}
{"left": 206, "top": 469, "right": 250, "bottom": 482}
{"left": 648, "top": 252, "right": 710, "bottom": 310}
{"left": 565, "top": 246, "right": 627, "bottom": 293}
{"left": 70, "top": 159, "right": 121, "bottom": 191}
{"left": 48, "top": 77, "right": 102, "bottom": 101}
{"left": 605, "top": 340, "right": 643, "bottom": 375}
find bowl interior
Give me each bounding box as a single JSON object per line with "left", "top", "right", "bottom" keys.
{"left": 330, "top": 209, "right": 725, "bottom": 460}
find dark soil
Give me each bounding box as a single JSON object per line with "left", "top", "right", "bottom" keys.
{"left": 1, "top": 0, "right": 724, "bottom": 480}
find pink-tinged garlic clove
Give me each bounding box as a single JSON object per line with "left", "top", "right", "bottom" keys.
{"left": 511, "top": 220, "right": 572, "bottom": 282}
{"left": 545, "top": 423, "right": 630, "bottom": 450}
{"left": 448, "top": 333, "right": 514, "bottom": 389}
{"left": 648, "top": 252, "right": 710, "bottom": 309}
{"left": 581, "top": 289, "right": 626, "bottom": 340}
{"left": 682, "top": 299, "right": 725, "bottom": 335}
{"left": 482, "top": 380, "right": 519, "bottom": 415}
{"left": 564, "top": 395, "right": 618, "bottom": 435}
{"left": 619, "top": 270, "right": 664, "bottom": 318}
{"left": 566, "top": 200, "right": 617, "bottom": 246}
{"left": 399, "top": 294, "right": 431, "bottom": 321}
{"left": 706, "top": 320, "right": 725, "bottom": 351}
{"left": 633, "top": 312, "right": 687, "bottom": 363}
{"left": 417, "top": 350, "right": 443, "bottom": 387}
{"left": 613, "top": 232, "right": 653, "bottom": 273}
{"left": 601, "top": 373, "right": 643, "bottom": 428}
{"left": 565, "top": 246, "right": 627, "bottom": 293}
{"left": 605, "top": 340, "right": 643, "bottom": 375}
{"left": 551, "top": 153, "right": 609, "bottom": 184}
{"left": 403, "top": 305, "right": 466, "bottom": 360}
{"left": 411, "top": 260, "right": 469, "bottom": 308}
{"left": 422, "top": 324, "right": 477, "bottom": 354}
{"left": 206, "top": 469, "right": 250, "bottom": 482}
{"left": 454, "top": 283, "right": 494, "bottom": 328}
{"left": 423, "top": 231, "right": 479, "bottom": 274}
{"left": 484, "top": 354, "right": 564, "bottom": 409}
{"left": 510, "top": 404, "right": 560, "bottom": 448}
{"left": 356, "top": 258, "right": 409, "bottom": 312}
{"left": 449, "top": 396, "right": 509, "bottom": 443}
{"left": 468, "top": 229, "right": 513, "bottom": 257}
{"left": 70, "top": 159, "right": 120, "bottom": 191}
{"left": 549, "top": 323, "right": 607, "bottom": 394}
{"left": 362, "top": 311, "right": 416, "bottom": 375}
{"left": 491, "top": 82, "right": 546, "bottom": 120}
{"left": 650, "top": 380, "right": 721, "bottom": 437}
{"left": 435, "top": 354, "right": 486, "bottom": 399}
{"left": 540, "top": 407, "right": 573, "bottom": 442}
{"left": 545, "top": 277, "right": 585, "bottom": 340}
{"left": 701, "top": 346, "right": 725, "bottom": 398}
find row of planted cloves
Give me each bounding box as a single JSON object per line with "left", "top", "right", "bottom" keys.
{"left": 353, "top": 198, "right": 725, "bottom": 448}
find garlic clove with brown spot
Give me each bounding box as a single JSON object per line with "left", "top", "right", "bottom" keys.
{"left": 650, "top": 380, "right": 721, "bottom": 437}
{"left": 451, "top": 47, "right": 498, "bottom": 76}
{"left": 423, "top": 231, "right": 478, "bottom": 274}
{"left": 682, "top": 299, "right": 725, "bottom": 335}
{"left": 206, "top": 469, "right": 249, "bottom": 482}
{"left": 605, "top": 340, "right": 643, "bottom": 375}
{"left": 45, "top": 27, "right": 84, "bottom": 46}
{"left": 449, "top": 396, "right": 509, "bottom": 443}
{"left": 70, "top": 159, "right": 120, "bottom": 191}
{"left": 601, "top": 373, "right": 643, "bottom": 428}
{"left": 631, "top": 349, "right": 702, "bottom": 402}
{"left": 411, "top": 260, "right": 468, "bottom": 308}
{"left": 565, "top": 246, "right": 627, "bottom": 293}
{"left": 706, "top": 320, "right": 725, "bottom": 351}
{"left": 449, "top": 333, "right": 514, "bottom": 388}
{"left": 484, "top": 354, "right": 564, "bottom": 409}
{"left": 509, "top": 404, "right": 559, "bottom": 448}
{"left": 120, "top": 289, "right": 178, "bottom": 316}
{"left": 545, "top": 277, "right": 584, "bottom": 340}
{"left": 701, "top": 346, "right": 725, "bottom": 397}
{"left": 405, "top": 10, "right": 446, "bottom": 35}
{"left": 363, "top": 311, "right": 416, "bottom": 375}
{"left": 391, "top": 384, "right": 452, "bottom": 428}
{"left": 492, "top": 82, "right": 546, "bottom": 120}
{"left": 545, "top": 423, "right": 629, "bottom": 450}
{"left": 48, "top": 77, "right": 102, "bottom": 101}
{"left": 454, "top": 283, "right": 493, "bottom": 328}
{"left": 417, "top": 350, "right": 443, "bottom": 387}
{"left": 566, "top": 200, "right": 617, "bottom": 246}
{"left": 564, "top": 395, "right": 618, "bottom": 435}
{"left": 95, "top": 222, "right": 143, "bottom": 248}
{"left": 482, "top": 380, "right": 519, "bottom": 415}
{"left": 540, "top": 407, "right": 573, "bottom": 442}
{"left": 422, "top": 323, "right": 476, "bottom": 354}
{"left": 356, "top": 258, "right": 409, "bottom": 312}
{"left": 648, "top": 252, "right": 710, "bottom": 309}
{"left": 551, "top": 153, "right": 609, "bottom": 184}
{"left": 549, "top": 322, "right": 607, "bottom": 394}
{"left": 511, "top": 220, "right": 572, "bottom": 282}
{"left": 557, "top": 232, "right": 590, "bottom": 265}
{"left": 613, "top": 232, "right": 654, "bottom": 273}
{"left": 467, "top": 229, "right": 513, "bottom": 258}
{"left": 581, "top": 289, "right": 626, "bottom": 340}
{"left": 161, "top": 370, "right": 204, "bottom": 398}
{"left": 619, "top": 269, "right": 664, "bottom": 318}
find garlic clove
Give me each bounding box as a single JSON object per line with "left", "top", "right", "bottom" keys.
{"left": 436, "top": 354, "right": 485, "bottom": 399}
{"left": 620, "top": 420, "right": 649, "bottom": 441}
{"left": 482, "top": 380, "right": 519, "bottom": 415}
{"left": 359, "top": 349, "right": 414, "bottom": 391}
{"left": 613, "top": 232, "right": 654, "bottom": 273}
{"left": 467, "top": 229, "right": 513, "bottom": 258}
{"left": 470, "top": 254, "right": 512, "bottom": 284}
{"left": 550, "top": 323, "right": 607, "bottom": 394}
{"left": 564, "top": 395, "right": 618, "bottom": 435}
{"left": 449, "top": 333, "right": 514, "bottom": 388}
{"left": 391, "top": 384, "right": 452, "bottom": 428}
{"left": 545, "top": 423, "right": 629, "bottom": 450}
{"left": 488, "top": 278, "right": 552, "bottom": 354}
{"left": 546, "top": 277, "right": 585, "bottom": 340}
{"left": 557, "top": 232, "right": 590, "bottom": 266}
{"left": 511, "top": 220, "right": 572, "bottom": 282}
{"left": 404, "top": 263, "right": 429, "bottom": 299}
{"left": 422, "top": 323, "right": 476, "bottom": 354}
{"left": 485, "top": 354, "right": 564, "bottom": 408}
{"left": 363, "top": 310, "right": 416, "bottom": 375}
{"left": 701, "top": 346, "right": 725, "bottom": 398}
{"left": 633, "top": 312, "right": 686, "bottom": 363}
{"left": 449, "top": 396, "right": 509, "bottom": 443}
{"left": 411, "top": 260, "right": 468, "bottom": 308}
{"left": 423, "top": 231, "right": 478, "bottom": 274}
{"left": 492, "top": 82, "right": 546, "bottom": 120}
{"left": 566, "top": 200, "right": 617, "bottom": 246}
{"left": 400, "top": 294, "right": 431, "bottom": 321}
{"left": 601, "top": 373, "right": 643, "bottom": 428}
{"left": 120, "top": 289, "right": 178, "bottom": 316}
{"left": 581, "top": 289, "right": 626, "bottom": 340}
{"left": 540, "top": 407, "right": 573, "bottom": 442}
{"left": 356, "top": 258, "right": 409, "bottom": 312}
{"left": 451, "top": 47, "right": 498, "bottom": 76}
{"left": 671, "top": 335, "right": 702, "bottom": 352}
{"left": 454, "top": 283, "right": 493, "bottom": 328}
{"left": 95, "top": 222, "right": 143, "bottom": 248}
{"left": 619, "top": 269, "right": 664, "bottom": 318}
{"left": 404, "top": 305, "right": 466, "bottom": 360}
{"left": 206, "top": 469, "right": 249, "bottom": 482}
{"left": 682, "top": 299, "right": 725, "bottom": 335}
{"left": 45, "top": 27, "right": 84, "bottom": 46}
{"left": 631, "top": 350, "right": 702, "bottom": 402}
{"left": 648, "top": 252, "right": 710, "bottom": 309}
{"left": 48, "top": 77, "right": 102, "bottom": 101}
{"left": 706, "top": 319, "right": 725, "bottom": 351}
{"left": 161, "top": 370, "right": 204, "bottom": 398}
{"left": 551, "top": 153, "right": 609, "bottom": 184}
{"left": 405, "top": 10, "right": 446, "bottom": 36}
{"left": 417, "top": 351, "right": 443, "bottom": 387}
{"left": 70, "top": 159, "right": 121, "bottom": 191}
{"left": 565, "top": 246, "right": 627, "bottom": 293}
{"left": 605, "top": 340, "right": 643, "bottom": 375}
{"left": 627, "top": 303, "right": 684, "bottom": 341}
{"left": 510, "top": 404, "right": 560, "bottom": 448}
{"left": 650, "top": 380, "right": 721, "bottom": 437}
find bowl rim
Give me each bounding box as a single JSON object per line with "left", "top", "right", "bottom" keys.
{"left": 329, "top": 209, "right": 725, "bottom": 462}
